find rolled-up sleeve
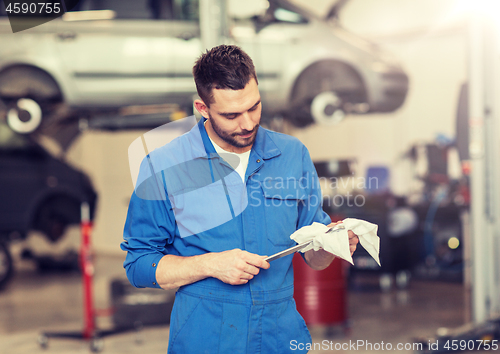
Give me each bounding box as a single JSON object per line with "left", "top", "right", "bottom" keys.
{"left": 121, "top": 188, "right": 176, "bottom": 289}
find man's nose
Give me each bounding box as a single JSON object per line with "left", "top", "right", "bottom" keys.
{"left": 239, "top": 112, "right": 254, "bottom": 131}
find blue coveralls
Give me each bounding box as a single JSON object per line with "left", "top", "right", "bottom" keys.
{"left": 121, "top": 118, "right": 331, "bottom": 353}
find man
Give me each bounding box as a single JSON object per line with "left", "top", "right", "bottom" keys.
{"left": 122, "top": 45, "right": 358, "bottom": 353}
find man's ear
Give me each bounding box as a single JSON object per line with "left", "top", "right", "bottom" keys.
{"left": 194, "top": 99, "right": 209, "bottom": 119}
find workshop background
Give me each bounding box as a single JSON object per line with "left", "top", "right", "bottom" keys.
{"left": 0, "top": 0, "right": 498, "bottom": 353}
{"left": 53, "top": 0, "right": 467, "bottom": 255}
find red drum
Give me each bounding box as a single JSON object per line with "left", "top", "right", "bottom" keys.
{"left": 293, "top": 254, "right": 347, "bottom": 326}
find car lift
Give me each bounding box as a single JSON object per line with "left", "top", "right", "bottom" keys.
{"left": 37, "top": 203, "right": 120, "bottom": 352}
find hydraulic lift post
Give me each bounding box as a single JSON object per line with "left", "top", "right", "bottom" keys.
{"left": 468, "top": 7, "right": 500, "bottom": 325}
{"left": 199, "top": 0, "right": 228, "bottom": 51}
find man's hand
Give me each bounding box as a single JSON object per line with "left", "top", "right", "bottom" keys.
{"left": 328, "top": 221, "right": 359, "bottom": 256}
{"left": 206, "top": 249, "right": 270, "bottom": 285}
{"left": 155, "top": 249, "right": 270, "bottom": 290}
{"left": 348, "top": 229, "right": 359, "bottom": 256}
{"left": 305, "top": 221, "right": 360, "bottom": 270}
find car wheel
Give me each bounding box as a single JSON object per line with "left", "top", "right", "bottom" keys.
{"left": 34, "top": 196, "right": 81, "bottom": 242}
{"left": 0, "top": 242, "right": 13, "bottom": 290}
{"left": 6, "top": 98, "right": 43, "bottom": 134}
{"left": 0, "top": 66, "right": 62, "bottom": 134}
{"left": 310, "top": 91, "right": 346, "bottom": 125}
{"left": 289, "top": 72, "right": 346, "bottom": 127}
{"left": 288, "top": 61, "right": 365, "bottom": 127}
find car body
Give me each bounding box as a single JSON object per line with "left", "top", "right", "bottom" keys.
{"left": 0, "top": 123, "right": 97, "bottom": 240}
{"left": 0, "top": 121, "right": 97, "bottom": 287}
{"left": 0, "top": 0, "right": 408, "bottom": 134}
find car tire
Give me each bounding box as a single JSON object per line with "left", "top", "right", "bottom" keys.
{"left": 0, "top": 66, "right": 62, "bottom": 134}
{"left": 289, "top": 69, "right": 346, "bottom": 127}
{"left": 310, "top": 91, "right": 346, "bottom": 125}
{"left": 0, "top": 241, "right": 14, "bottom": 290}
{"left": 34, "top": 196, "right": 82, "bottom": 243}
{"left": 6, "top": 98, "right": 44, "bottom": 134}
{"left": 288, "top": 61, "right": 365, "bottom": 127}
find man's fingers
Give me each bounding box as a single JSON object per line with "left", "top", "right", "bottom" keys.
{"left": 240, "top": 272, "right": 254, "bottom": 280}
{"left": 347, "top": 231, "right": 359, "bottom": 256}
{"left": 348, "top": 231, "right": 359, "bottom": 243}
{"left": 327, "top": 221, "right": 343, "bottom": 228}
{"left": 249, "top": 258, "right": 269, "bottom": 270}
{"left": 243, "top": 264, "right": 260, "bottom": 276}
{"left": 213, "top": 249, "right": 274, "bottom": 285}
{"left": 241, "top": 252, "right": 270, "bottom": 269}
{"left": 235, "top": 252, "right": 270, "bottom": 279}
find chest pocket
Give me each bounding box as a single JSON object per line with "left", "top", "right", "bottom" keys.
{"left": 260, "top": 179, "right": 308, "bottom": 247}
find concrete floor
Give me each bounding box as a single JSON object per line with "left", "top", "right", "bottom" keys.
{"left": 0, "top": 253, "right": 475, "bottom": 354}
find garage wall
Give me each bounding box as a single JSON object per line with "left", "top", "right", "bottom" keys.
{"left": 67, "top": 130, "right": 143, "bottom": 255}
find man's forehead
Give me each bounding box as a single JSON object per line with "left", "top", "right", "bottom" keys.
{"left": 211, "top": 79, "right": 260, "bottom": 112}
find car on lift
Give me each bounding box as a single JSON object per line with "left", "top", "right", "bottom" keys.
{"left": 0, "top": 0, "right": 408, "bottom": 137}
{"left": 0, "top": 122, "right": 97, "bottom": 289}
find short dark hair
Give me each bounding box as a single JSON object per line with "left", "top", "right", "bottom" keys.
{"left": 193, "top": 45, "right": 258, "bottom": 107}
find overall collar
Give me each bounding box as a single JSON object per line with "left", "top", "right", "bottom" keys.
{"left": 197, "top": 117, "right": 217, "bottom": 155}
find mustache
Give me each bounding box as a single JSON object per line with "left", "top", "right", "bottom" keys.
{"left": 234, "top": 125, "right": 259, "bottom": 137}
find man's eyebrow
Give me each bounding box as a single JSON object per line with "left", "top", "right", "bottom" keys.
{"left": 219, "top": 99, "right": 261, "bottom": 117}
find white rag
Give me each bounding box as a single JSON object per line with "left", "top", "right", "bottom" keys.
{"left": 290, "top": 218, "right": 381, "bottom": 266}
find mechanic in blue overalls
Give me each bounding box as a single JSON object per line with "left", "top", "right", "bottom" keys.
{"left": 121, "top": 45, "right": 359, "bottom": 353}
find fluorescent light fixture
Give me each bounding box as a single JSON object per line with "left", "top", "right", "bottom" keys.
{"left": 62, "top": 10, "right": 116, "bottom": 22}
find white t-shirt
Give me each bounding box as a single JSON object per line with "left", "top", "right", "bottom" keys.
{"left": 208, "top": 135, "right": 251, "bottom": 182}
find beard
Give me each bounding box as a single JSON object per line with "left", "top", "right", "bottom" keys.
{"left": 209, "top": 112, "right": 259, "bottom": 149}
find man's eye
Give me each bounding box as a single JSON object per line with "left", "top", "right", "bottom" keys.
{"left": 249, "top": 104, "right": 260, "bottom": 112}
{"left": 225, "top": 114, "right": 238, "bottom": 119}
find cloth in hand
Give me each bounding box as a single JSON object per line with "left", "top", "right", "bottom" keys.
{"left": 290, "top": 218, "right": 380, "bottom": 266}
